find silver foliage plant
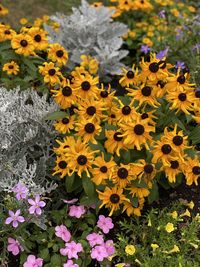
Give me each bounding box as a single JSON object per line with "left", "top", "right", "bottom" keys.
{"left": 45, "top": 0, "right": 128, "bottom": 78}
{"left": 0, "top": 87, "right": 58, "bottom": 195}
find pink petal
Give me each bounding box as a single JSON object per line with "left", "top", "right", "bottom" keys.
{"left": 39, "top": 201, "right": 46, "bottom": 207}
{"left": 17, "top": 216, "right": 25, "bottom": 223}
{"left": 8, "top": 210, "right": 14, "bottom": 217}
{"left": 28, "top": 199, "right": 35, "bottom": 205}
{"left": 15, "top": 209, "right": 21, "bottom": 216}
{"left": 35, "top": 208, "right": 42, "bottom": 215}
{"left": 29, "top": 206, "right": 36, "bottom": 214}
{"left": 12, "top": 221, "right": 18, "bottom": 228}
{"left": 5, "top": 217, "right": 13, "bottom": 224}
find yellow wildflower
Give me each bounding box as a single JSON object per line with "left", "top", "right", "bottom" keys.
{"left": 165, "top": 223, "right": 175, "bottom": 233}
{"left": 151, "top": 243, "right": 159, "bottom": 251}
{"left": 170, "top": 211, "right": 178, "bottom": 219}
{"left": 180, "top": 209, "right": 191, "bottom": 218}
{"left": 125, "top": 245, "right": 136, "bottom": 255}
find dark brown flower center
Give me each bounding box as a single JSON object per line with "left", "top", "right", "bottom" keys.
{"left": 62, "top": 118, "right": 69, "bottom": 124}
{"left": 84, "top": 123, "right": 95, "bottom": 133}
{"left": 58, "top": 160, "right": 67, "bottom": 169}
{"left": 149, "top": 62, "right": 159, "bottom": 73}
{"left": 81, "top": 81, "right": 91, "bottom": 91}
{"left": 48, "top": 69, "right": 56, "bottom": 76}
{"left": 62, "top": 86, "right": 72, "bottom": 96}
{"left": 113, "top": 132, "right": 123, "bottom": 141}
{"left": 56, "top": 49, "right": 64, "bottom": 57}
{"left": 170, "top": 160, "right": 179, "bottom": 169}
{"left": 110, "top": 193, "right": 120, "bottom": 204}
{"left": 126, "top": 70, "right": 134, "bottom": 79}
{"left": 157, "top": 80, "right": 166, "bottom": 88}
{"left": 141, "top": 86, "right": 152, "bottom": 96}
{"left": 4, "top": 30, "right": 11, "bottom": 35}
{"left": 192, "top": 166, "right": 200, "bottom": 175}
{"left": 161, "top": 144, "right": 172, "bottom": 154}
{"left": 34, "top": 34, "right": 41, "bottom": 42}
{"left": 86, "top": 106, "right": 96, "bottom": 115}
{"left": 100, "top": 91, "right": 108, "bottom": 98}
{"left": 111, "top": 114, "right": 116, "bottom": 118}
{"left": 141, "top": 113, "right": 149, "bottom": 119}
{"left": 177, "top": 75, "right": 185, "bottom": 84}
{"left": 134, "top": 124, "right": 144, "bottom": 135}
{"left": 178, "top": 93, "right": 186, "bottom": 101}
{"left": 100, "top": 166, "right": 108, "bottom": 173}
{"left": 20, "top": 39, "right": 28, "bottom": 47}
{"left": 172, "top": 135, "right": 183, "bottom": 146}
{"left": 117, "top": 167, "right": 128, "bottom": 179}
{"left": 144, "top": 164, "right": 153, "bottom": 173}
{"left": 122, "top": 105, "right": 131, "bottom": 115}
{"left": 8, "top": 65, "right": 14, "bottom": 69}
{"left": 195, "top": 91, "right": 200, "bottom": 98}
{"left": 77, "top": 155, "right": 87, "bottom": 165}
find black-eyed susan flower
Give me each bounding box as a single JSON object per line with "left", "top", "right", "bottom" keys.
{"left": 28, "top": 27, "right": 48, "bottom": 50}
{"left": 139, "top": 110, "right": 157, "bottom": 126}
{"left": 19, "top": 18, "right": 28, "bottom": 25}
{"left": 91, "top": 2, "right": 103, "bottom": 7}
{"left": 3, "top": 61, "right": 19, "bottom": 75}
{"left": 75, "top": 118, "right": 102, "bottom": 144}
{"left": 48, "top": 43, "right": 68, "bottom": 66}
{"left": 166, "top": 89, "right": 196, "bottom": 115}
{"left": 52, "top": 155, "right": 71, "bottom": 178}
{"left": 91, "top": 154, "right": 116, "bottom": 185}
{"left": 128, "top": 187, "right": 150, "bottom": 198}
{"left": 161, "top": 160, "right": 183, "bottom": 183}
{"left": 152, "top": 139, "right": 177, "bottom": 166}
{"left": 112, "top": 100, "right": 138, "bottom": 123}
{"left": 51, "top": 79, "right": 76, "bottom": 108}
{"left": 72, "top": 71, "right": 99, "bottom": 100}
{"left": 53, "top": 136, "right": 74, "bottom": 155}
{"left": 127, "top": 83, "right": 159, "bottom": 107}
{"left": 39, "top": 62, "right": 62, "bottom": 85}
{"left": 65, "top": 137, "right": 98, "bottom": 177}
{"left": 139, "top": 53, "right": 170, "bottom": 81}
{"left": 97, "top": 84, "right": 116, "bottom": 107}
{"left": 119, "top": 64, "right": 139, "bottom": 87}
{"left": 104, "top": 130, "right": 128, "bottom": 156}
{"left": 120, "top": 118, "right": 155, "bottom": 150}
{"left": 134, "top": 0, "right": 153, "bottom": 11}
{"left": 77, "top": 98, "right": 106, "bottom": 122}
{"left": 132, "top": 159, "right": 156, "bottom": 180}
{"left": 148, "top": 79, "right": 167, "bottom": 98}
{"left": 122, "top": 197, "right": 144, "bottom": 216}
{"left": 0, "top": 4, "right": 9, "bottom": 16}
{"left": 97, "top": 186, "right": 128, "bottom": 216}
{"left": 54, "top": 116, "right": 75, "bottom": 134}
{"left": 11, "top": 33, "right": 35, "bottom": 56}
{"left": 182, "top": 156, "right": 200, "bottom": 185}
{"left": 0, "top": 24, "right": 16, "bottom": 41}
{"left": 111, "top": 163, "right": 135, "bottom": 188}
{"left": 80, "top": 55, "right": 99, "bottom": 75}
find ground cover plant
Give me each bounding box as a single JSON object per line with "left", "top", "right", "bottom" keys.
{"left": 0, "top": 0, "right": 200, "bottom": 266}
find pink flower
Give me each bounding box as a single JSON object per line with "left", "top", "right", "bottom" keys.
{"left": 91, "top": 245, "right": 108, "bottom": 262}
{"left": 23, "top": 255, "right": 43, "bottom": 267}
{"left": 86, "top": 233, "right": 104, "bottom": 247}
{"left": 104, "top": 240, "right": 115, "bottom": 256}
{"left": 97, "top": 215, "right": 114, "bottom": 234}
{"left": 5, "top": 210, "right": 25, "bottom": 228}
{"left": 63, "top": 260, "right": 78, "bottom": 267}
{"left": 63, "top": 198, "right": 78, "bottom": 204}
{"left": 55, "top": 225, "right": 71, "bottom": 242}
{"left": 28, "top": 195, "right": 46, "bottom": 215}
{"left": 68, "top": 205, "right": 85, "bottom": 218}
{"left": 12, "top": 182, "right": 28, "bottom": 200}
{"left": 7, "top": 238, "right": 23, "bottom": 256}
{"left": 60, "top": 241, "right": 83, "bottom": 259}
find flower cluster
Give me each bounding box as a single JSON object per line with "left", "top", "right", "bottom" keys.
{"left": 52, "top": 51, "right": 200, "bottom": 217}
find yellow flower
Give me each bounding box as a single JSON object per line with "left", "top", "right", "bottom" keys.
{"left": 125, "top": 245, "right": 136, "bottom": 255}
{"left": 3, "top": 61, "right": 19, "bottom": 75}
{"left": 180, "top": 209, "right": 191, "bottom": 218}
{"left": 186, "top": 201, "right": 194, "bottom": 209}
{"left": 115, "top": 264, "right": 126, "bottom": 267}
{"left": 0, "top": 4, "right": 9, "bottom": 16}
{"left": 188, "top": 6, "right": 195, "bottom": 12}
{"left": 169, "top": 245, "right": 180, "bottom": 253}
{"left": 19, "top": 18, "right": 28, "bottom": 25}
{"left": 11, "top": 34, "right": 35, "bottom": 56}
{"left": 189, "top": 243, "right": 198, "bottom": 249}
{"left": 151, "top": 243, "right": 159, "bottom": 251}
{"left": 170, "top": 211, "right": 178, "bottom": 219}
{"left": 165, "top": 223, "right": 175, "bottom": 233}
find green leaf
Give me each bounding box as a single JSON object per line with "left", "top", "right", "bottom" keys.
{"left": 82, "top": 174, "right": 96, "bottom": 198}
{"left": 148, "top": 182, "right": 159, "bottom": 204}
{"left": 50, "top": 254, "right": 62, "bottom": 266}
{"left": 40, "top": 248, "right": 50, "bottom": 260}
{"left": 65, "top": 174, "right": 75, "bottom": 193}
{"left": 189, "top": 126, "right": 200, "bottom": 144}
{"left": 43, "top": 111, "right": 68, "bottom": 121}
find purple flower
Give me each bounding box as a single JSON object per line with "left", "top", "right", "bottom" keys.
{"left": 156, "top": 47, "right": 169, "bottom": 60}
{"left": 175, "top": 61, "right": 185, "bottom": 69}
{"left": 192, "top": 44, "right": 200, "bottom": 51}
{"left": 86, "top": 233, "right": 104, "bottom": 247}
{"left": 141, "top": 45, "right": 150, "bottom": 54}
{"left": 63, "top": 198, "right": 78, "bottom": 204}
{"left": 97, "top": 215, "right": 114, "bottom": 234}
{"left": 68, "top": 205, "right": 86, "bottom": 218}
{"left": 104, "top": 240, "right": 115, "bottom": 256}
{"left": 176, "top": 29, "right": 183, "bottom": 40}
{"left": 63, "top": 260, "right": 78, "bottom": 267}
{"left": 23, "top": 255, "right": 43, "bottom": 267}
{"left": 5, "top": 210, "right": 25, "bottom": 228}
{"left": 28, "top": 195, "right": 46, "bottom": 215}
{"left": 55, "top": 225, "right": 71, "bottom": 242}
{"left": 158, "top": 10, "right": 166, "bottom": 19}
{"left": 60, "top": 241, "right": 83, "bottom": 259}
{"left": 91, "top": 245, "right": 108, "bottom": 262}
{"left": 12, "top": 182, "right": 28, "bottom": 200}
{"left": 196, "top": 87, "right": 200, "bottom": 91}
{"left": 7, "top": 238, "right": 23, "bottom": 256}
